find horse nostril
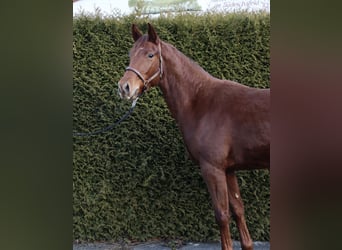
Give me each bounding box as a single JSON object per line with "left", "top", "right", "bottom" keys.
{"left": 124, "top": 82, "right": 130, "bottom": 93}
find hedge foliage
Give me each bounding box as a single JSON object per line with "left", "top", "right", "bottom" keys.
{"left": 73, "top": 12, "right": 270, "bottom": 243}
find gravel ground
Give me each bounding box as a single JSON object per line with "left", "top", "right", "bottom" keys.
{"left": 73, "top": 241, "right": 270, "bottom": 250}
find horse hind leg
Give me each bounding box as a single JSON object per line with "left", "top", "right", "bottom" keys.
{"left": 226, "top": 171, "right": 253, "bottom": 250}
{"left": 200, "top": 162, "right": 233, "bottom": 250}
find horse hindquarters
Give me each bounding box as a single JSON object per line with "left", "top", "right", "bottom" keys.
{"left": 200, "top": 162, "right": 233, "bottom": 250}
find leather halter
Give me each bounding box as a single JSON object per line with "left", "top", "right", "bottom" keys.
{"left": 125, "top": 43, "right": 163, "bottom": 91}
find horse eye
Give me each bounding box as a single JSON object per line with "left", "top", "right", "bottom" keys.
{"left": 148, "top": 53, "right": 154, "bottom": 58}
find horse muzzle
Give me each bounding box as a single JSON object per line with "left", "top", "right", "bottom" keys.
{"left": 118, "top": 80, "right": 140, "bottom": 101}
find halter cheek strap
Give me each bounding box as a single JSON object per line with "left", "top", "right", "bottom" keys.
{"left": 125, "top": 43, "right": 163, "bottom": 91}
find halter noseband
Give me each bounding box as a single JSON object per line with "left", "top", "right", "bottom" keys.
{"left": 125, "top": 43, "right": 163, "bottom": 91}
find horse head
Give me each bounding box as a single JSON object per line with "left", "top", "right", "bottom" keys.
{"left": 118, "top": 23, "right": 163, "bottom": 101}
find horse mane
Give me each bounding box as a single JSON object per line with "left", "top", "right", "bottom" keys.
{"left": 161, "top": 40, "right": 214, "bottom": 81}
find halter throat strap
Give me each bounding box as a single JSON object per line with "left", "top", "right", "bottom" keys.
{"left": 125, "top": 43, "right": 163, "bottom": 90}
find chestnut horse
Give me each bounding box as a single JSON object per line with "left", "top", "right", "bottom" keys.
{"left": 118, "top": 23, "right": 270, "bottom": 250}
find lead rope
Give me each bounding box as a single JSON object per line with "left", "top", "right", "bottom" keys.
{"left": 72, "top": 96, "right": 140, "bottom": 137}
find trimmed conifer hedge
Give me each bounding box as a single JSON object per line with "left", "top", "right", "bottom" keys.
{"left": 73, "top": 12, "right": 270, "bottom": 243}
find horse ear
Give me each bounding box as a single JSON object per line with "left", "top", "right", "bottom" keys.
{"left": 147, "top": 23, "right": 159, "bottom": 44}
{"left": 132, "top": 24, "right": 142, "bottom": 42}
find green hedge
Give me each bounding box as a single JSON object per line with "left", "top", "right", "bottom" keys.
{"left": 73, "top": 12, "right": 270, "bottom": 243}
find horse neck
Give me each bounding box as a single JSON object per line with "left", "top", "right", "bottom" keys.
{"left": 158, "top": 41, "right": 213, "bottom": 120}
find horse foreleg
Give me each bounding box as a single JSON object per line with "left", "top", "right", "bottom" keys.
{"left": 226, "top": 171, "right": 253, "bottom": 250}
{"left": 200, "top": 162, "right": 233, "bottom": 250}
